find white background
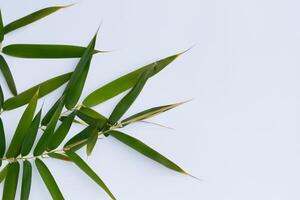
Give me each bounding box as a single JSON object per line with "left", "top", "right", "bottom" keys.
{"left": 0, "top": 0, "right": 300, "bottom": 199}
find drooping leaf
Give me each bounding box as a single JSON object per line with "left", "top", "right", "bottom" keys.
{"left": 3, "top": 72, "right": 71, "bottom": 110}
{"left": 34, "top": 97, "right": 64, "bottom": 156}
{"left": 121, "top": 101, "right": 187, "bottom": 126}
{"left": 21, "top": 108, "right": 42, "bottom": 156}
{"left": 0, "top": 85, "right": 4, "bottom": 110}
{"left": 76, "top": 106, "right": 107, "bottom": 127}
{"left": 86, "top": 126, "right": 99, "bottom": 156}
{"left": 64, "top": 32, "right": 97, "bottom": 110}
{"left": 108, "top": 68, "right": 153, "bottom": 125}
{"left": 3, "top": 5, "right": 71, "bottom": 34}
{"left": 20, "top": 160, "right": 32, "bottom": 200}
{"left": 48, "top": 153, "right": 70, "bottom": 162}
{"left": 0, "top": 118, "right": 5, "bottom": 167}
{"left": 0, "top": 55, "right": 17, "bottom": 95}
{"left": 0, "top": 10, "right": 4, "bottom": 42}
{"left": 6, "top": 89, "right": 39, "bottom": 158}
{"left": 0, "top": 165, "right": 8, "bottom": 183}
{"left": 65, "top": 150, "right": 116, "bottom": 200}
{"left": 2, "top": 162, "right": 19, "bottom": 200}
{"left": 48, "top": 111, "right": 76, "bottom": 150}
{"left": 35, "top": 159, "right": 64, "bottom": 200}
{"left": 83, "top": 52, "right": 183, "bottom": 107}
{"left": 64, "top": 126, "right": 94, "bottom": 151}
{"left": 109, "top": 130, "right": 186, "bottom": 174}
{"left": 2, "top": 44, "right": 102, "bottom": 59}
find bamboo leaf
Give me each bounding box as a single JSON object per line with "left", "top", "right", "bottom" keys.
{"left": 34, "top": 97, "right": 64, "bottom": 156}
{"left": 77, "top": 106, "right": 107, "bottom": 127}
{"left": 48, "top": 111, "right": 76, "bottom": 150}
{"left": 86, "top": 126, "right": 99, "bottom": 156}
{"left": 21, "top": 108, "right": 42, "bottom": 156}
{"left": 41, "top": 98, "right": 60, "bottom": 126}
{"left": 48, "top": 153, "right": 70, "bottom": 162}
{"left": 0, "top": 86, "right": 4, "bottom": 110}
{"left": 2, "top": 162, "right": 19, "bottom": 200}
{"left": 83, "top": 52, "right": 183, "bottom": 107}
{"left": 2, "top": 44, "right": 102, "bottom": 59}
{"left": 0, "top": 165, "right": 8, "bottom": 184}
{"left": 6, "top": 89, "right": 39, "bottom": 158}
{"left": 0, "top": 55, "right": 17, "bottom": 96}
{"left": 20, "top": 160, "right": 32, "bottom": 200}
{"left": 3, "top": 5, "right": 70, "bottom": 34}
{"left": 3, "top": 72, "right": 71, "bottom": 110}
{"left": 109, "top": 130, "right": 186, "bottom": 174}
{"left": 0, "top": 10, "right": 4, "bottom": 42}
{"left": 65, "top": 150, "right": 116, "bottom": 200}
{"left": 108, "top": 68, "right": 153, "bottom": 125}
{"left": 64, "top": 126, "right": 94, "bottom": 151}
{"left": 35, "top": 159, "right": 64, "bottom": 200}
{"left": 0, "top": 118, "right": 5, "bottom": 167}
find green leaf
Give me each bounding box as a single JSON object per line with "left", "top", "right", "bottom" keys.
{"left": 48, "top": 153, "right": 70, "bottom": 162}
{"left": 0, "top": 55, "right": 17, "bottom": 96}
{"left": 6, "top": 89, "right": 39, "bottom": 158}
{"left": 3, "top": 5, "right": 70, "bottom": 34}
{"left": 0, "top": 10, "right": 4, "bottom": 42}
{"left": 65, "top": 150, "right": 116, "bottom": 200}
{"left": 0, "top": 85, "right": 4, "bottom": 110}
{"left": 41, "top": 98, "right": 61, "bottom": 126}
{"left": 77, "top": 106, "right": 107, "bottom": 127}
{"left": 108, "top": 68, "right": 153, "bottom": 125}
{"left": 35, "top": 159, "right": 64, "bottom": 200}
{"left": 0, "top": 118, "right": 5, "bottom": 167}
{"left": 121, "top": 101, "right": 187, "bottom": 126}
{"left": 21, "top": 108, "right": 42, "bottom": 156}
{"left": 48, "top": 111, "right": 76, "bottom": 150}
{"left": 64, "top": 126, "right": 95, "bottom": 151}
{"left": 83, "top": 52, "right": 182, "bottom": 107}
{"left": 109, "top": 130, "right": 186, "bottom": 174}
{"left": 0, "top": 165, "right": 8, "bottom": 184}
{"left": 20, "top": 161, "right": 32, "bottom": 200}
{"left": 2, "top": 162, "right": 19, "bottom": 200}
{"left": 64, "top": 32, "right": 97, "bottom": 110}
{"left": 34, "top": 97, "right": 64, "bottom": 156}
{"left": 86, "top": 126, "right": 99, "bottom": 156}
{"left": 2, "top": 44, "right": 102, "bottom": 59}
{"left": 3, "top": 72, "right": 72, "bottom": 110}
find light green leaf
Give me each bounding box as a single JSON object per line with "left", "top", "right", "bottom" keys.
{"left": 109, "top": 130, "right": 187, "bottom": 174}
{"left": 0, "top": 165, "right": 8, "bottom": 184}
{"left": 2, "top": 162, "right": 19, "bottom": 200}
{"left": 6, "top": 89, "right": 39, "bottom": 158}
{"left": 21, "top": 108, "right": 42, "bottom": 156}
{"left": 83, "top": 52, "right": 183, "bottom": 107}
{"left": 0, "top": 10, "right": 4, "bottom": 42}
{"left": 0, "top": 55, "right": 17, "bottom": 96}
{"left": 20, "top": 160, "right": 32, "bottom": 200}
{"left": 35, "top": 159, "right": 64, "bottom": 200}
{"left": 3, "top": 5, "right": 71, "bottom": 34}
{"left": 2, "top": 44, "right": 102, "bottom": 59}
{"left": 3, "top": 72, "right": 71, "bottom": 110}
{"left": 65, "top": 150, "right": 116, "bottom": 200}
{"left": 0, "top": 118, "right": 5, "bottom": 167}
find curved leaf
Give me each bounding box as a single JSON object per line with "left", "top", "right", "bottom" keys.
{"left": 4, "top": 72, "right": 71, "bottom": 110}
{"left": 35, "top": 159, "right": 64, "bottom": 200}
{"left": 109, "top": 130, "right": 186, "bottom": 174}
{"left": 20, "top": 161, "right": 32, "bottom": 200}
{"left": 0, "top": 118, "right": 5, "bottom": 167}
{"left": 0, "top": 55, "right": 17, "bottom": 95}
{"left": 2, "top": 162, "right": 19, "bottom": 200}
{"left": 0, "top": 165, "right": 8, "bottom": 183}
{"left": 2, "top": 44, "right": 102, "bottom": 59}
{"left": 83, "top": 52, "right": 182, "bottom": 107}
{"left": 66, "top": 150, "right": 116, "bottom": 200}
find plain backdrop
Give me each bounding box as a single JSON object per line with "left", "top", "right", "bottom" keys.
{"left": 0, "top": 0, "right": 300, "bottom": 199}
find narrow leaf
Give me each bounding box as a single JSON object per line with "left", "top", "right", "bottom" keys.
{"left": 83, "top": 52, "right": 182, "bottom": 107}
{"left": 20, "top": 161, "right": 32, "bottom": 200}
{"left": 64, "top": 126, "right": 95, "bottom": 151}
{"left": 6, "top": 89, "right": 39, "bottom": 157}
{"left": 41, "top": 98, "right": 60, "bottom": 126}
{"left": 77, "top": 106, "right": 107, "bottom": 127}
{"left": 86, "top": 126, "right": 99, "bottom": 156}
{"left": 65, "top": 150, "right": 116, "bottom": 200}
{"left": 2, "top": 44, "right": 102, "bottom": 59}
{"left": 3, "top": 72, "right": 71, "bottom": 110}
{"left": 0, "top": 85, "right": 4, "bottom": 110}
{"left": 0, "top": 10, "right": 4, "bottom": 42}
{"left": 109, "top": 130, "right": 186, "bottom": 174}
{"left": 35, "top": 159, "right": 64, "bottom": 200}
{"left": 2, "top": 162, "right": 19, "bottom": 200}
{"left": 0, "top": 165, "right": 8, "bottom": 184}
{"left": 48, "top": 153, "right": 70, "bottom": 162}
{"left": 3, "top": 5, "right": 70, "bottom": 34}
{"left": 0, "top": 55, "right": 17, "bottom": 95}
{"left": 0, "top": 118, "right": 5, "bottom": 167}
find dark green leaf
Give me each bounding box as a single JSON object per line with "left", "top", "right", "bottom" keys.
{"left": 64, "top": 126, "right": 94, "bottom": 151}
{"left": 3, "top": 72, "right": 71, "bottom": 110}
{"left": 0, "top": 118, "right": 5, "bottom": 167}
{"left": 0, "top": 55, "right": 17, "bottom": 95}
{"left": 65, "top": 150, "right": 116, "bottom": 200}
{"left": 0, "top": 165, "right": 8, "bottom": 183}
{"left": 109, "top": 130, "right": 186, "bottom": 174}
{"left": 2, "top": 44, "right": 102, "bottom": 59}
{"left": 2, "top": 162, "right": 19, "bottom": 200}
{"left": 6, "top": 89, "right": 39, "bottom": 157}
{"left": 0, "top": 85, "right": 4, "bottom": 110}
{"left": 108, "top": 68, "right": 153, "bottom": 125}
{"left": 35, "top": 159, "right": 64, "bottom": 200}
{"left": 21, "top": 109, "right": 42, "bottom": 156}
{"left": 20, "top": 161, "right": 32, "bottom": 200}
{"left": 0, "top": 10, "right": 4, "bottom": 42}
{"left": 86, "top": 126, "right": 99, "bottom": 156}
{"left": 3, "top": 5, "right": 70, "bottom": 34}
{"left": 77, "top": 106, "right": 107, "bottom": 127}
{"left": 83, "top": 52, "right": 182, "bottom": 107}
{"left": 48, "top": 111, "right": 76, "bottom": 150}
{"left": 41, "top": 98, "right": 61, "bottom": 126}
{"left": 34, "top": 97, "right": 64, "bottom": 156}
{"left": 48, "top": 153, "right": 70, "bottom": 161}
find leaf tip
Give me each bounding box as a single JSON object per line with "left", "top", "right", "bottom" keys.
{"left": 183, "top": 171, "right": 203, "bottom": 181}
